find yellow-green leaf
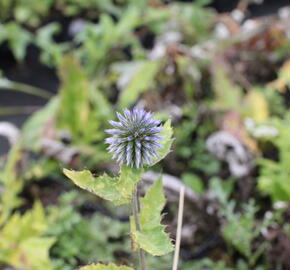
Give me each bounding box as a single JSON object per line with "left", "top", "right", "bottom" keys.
{"left": 243, "top": 89, "right": 269, "bottom": 122}
{"left": 0, "top": 143, "right": 23, "bottom": 224}
{"left": 150, "top": 119, "right": 174, "bottom": 166}
{"left": 212, "top": 66, "right": 243, "bottom": 111}
{"left": 63, "top": 166, "right": 141, "bottom": 206}
{"left": 79, "top": 263, "right": 134, "bottom": 270}
{"left": 116, "top": 166, "right": 142, "bottom": 201}
{"left": 63, "top": 169, "right": 126, "bottom": 205}
{"left": 0, "top": 202, "right": 55, "bottom": 270}
{"left": 131, "top": 178, "right": 174, "bottom": 256}
{"left": 58, "top": 56, "right": 90, "bottom": 138}
{"left": 268, "top": 59, "right": 290, "bottom": 93}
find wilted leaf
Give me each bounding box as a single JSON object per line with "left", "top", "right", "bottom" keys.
{"left": 79, "top": 263, "right": 134, "bottom": 270}
{"left": 131, "top": 178, "right": 174, "bottom": 256}
{"left": 243, "top": 89, "right": 269, "bottom": 122}
{"left": 221, "top": 111, "right": 258, "bottom": 154}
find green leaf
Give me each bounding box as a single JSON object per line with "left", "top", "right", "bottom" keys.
{"left": 116, "top": 7, "right": 140, "bottom": 38}
{"left": 131, "top": 178, "right": 174, "bottom": 256}
{"left": 21, "top": 97, "right": 59, "bottom": 151}
{"left": 118, "top": 60, "right": 160, "bottom": 109}
{"left": 89, "top": 85, "right": 114, "bottom": 122}
{"left": 182, "top": 173, "right": 204, "bottom": 194}
{"left": 63, "top": 166, "right": 141, "bottom": 206}
{"left": 16, "top": 237, "right": 56, "bottom": 270}
{"left": 0, "top": 144, "right": 24, "bottom": 224}
{"left": 63, "top": 169, "right": 126, "bottom": 205}
{"left": 209, "top": 177, "right": 235, "bottom": 205}
{"left": 222, "top": 200, "right": 259, "bottom": 260}
{"left": 36, "top": 23, "right": 68, "bottom": 67}
{"left": 79, "top": 263, "right": 134, "bottom": 270}
{"left": 0, "top": 202, "right": 55, "bottom": 269}
{"left": 150, "top": 119, "right": 174, "bottom": 166}
{"left": 117, "top": 166, "right": 142, "bottom": 201}
{"left": 58, "top": 56, "right": 94, "bottom": 142}
{"left": 0, "top": 23, "right": 32, "bottom": 61}
{"left": 212, "top": 65, "right": 243, "bottom": 111}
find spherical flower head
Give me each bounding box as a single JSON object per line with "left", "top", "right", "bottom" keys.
{"left": 105, "top": 108, "right": 163, "bottom": 169}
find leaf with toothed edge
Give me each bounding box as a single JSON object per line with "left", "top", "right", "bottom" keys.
{"left": 79, "top": 263, "right": 134, "bottom": 270}
{"left": 150, "top": 119, "right": 174, "bottom": 166}
{"left": 63, "top": 169, "right": 125, "bottom": 205}
{"left": 63, "top": 166, "right": 141, "bottom": 206}
{"left": 130, "top": 177, "right": 174, "bottom": 256}
{"left": 116, "top": 165, "right": 142, "bottom": 201}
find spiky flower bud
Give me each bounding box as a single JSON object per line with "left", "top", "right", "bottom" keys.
{"left": 105, "top": 108, "right": 163, "bottom": 169}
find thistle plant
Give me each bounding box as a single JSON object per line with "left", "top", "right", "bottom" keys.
{"left": 63, "top": 108, "right": 174, "bottom": 270}
{"left": 105, "top": 108, "right": 163, "bottom": 168}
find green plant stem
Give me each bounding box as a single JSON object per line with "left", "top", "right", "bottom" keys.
{"left": 132, "top": 187, "right": 147, "bottom": 270}
{"left": 0, "top": 106, "right": 41, "bottom": 116}
{"left": 0, "top": 79, "right": 53, "bottom": 99}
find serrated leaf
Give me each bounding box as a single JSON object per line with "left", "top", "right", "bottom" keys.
{"left": 14, "top": 237, "right": 55, "bottom": 270}
{"left": 63, "top": 166, "right": 141, "bottom": 206}
{"left": 150, "top": 119, "right": 174, "bottom": 166}
{"left": 131, "top": 178, "right": 174, "bottom": 256}
{"left": 117, "top": 166, "right": 142, "bottom": 201}
{"left": 118, "top": 60, "right": 160, "bottom": 109}
{"left": 0, "top": 202, "right": 55, "bottom": 269}
{"left": 63, "top": 169, "right": 126, "bottom": 205}
{"left": 0, "top": 143, "right": 23, "bottom": 224}
{"left": 79, "top": 263, "right": 134, "bottom": 270}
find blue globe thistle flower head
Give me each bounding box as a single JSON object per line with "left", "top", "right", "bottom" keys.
{"left": 105, "top": 108, "right": 163, "bottom": 169}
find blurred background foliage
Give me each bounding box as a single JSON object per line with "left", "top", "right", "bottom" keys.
{"left": 1, "top": 0, "right": 290, "bottom": 269}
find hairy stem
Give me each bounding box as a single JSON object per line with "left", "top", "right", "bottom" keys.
{"left": 132, "top": 186, "right": 147, "bottom": 270}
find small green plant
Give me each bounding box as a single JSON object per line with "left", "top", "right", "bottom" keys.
{"left": 210, "top": 178, "right": 271, "bottom": 268}
{"left": 0, "top": 201, "right": 55, "bottom": 270}
{"left": 64, "top": 108, "right": 174, "bottom": 269}
{"left": 258, "top": 113, "right": 290, "bottom": 202}
{"left": 0, "top": 22, "right": 32, "bottom": 61}
{"left": 46, "top": 191, "right": 131, "bottom": 270}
